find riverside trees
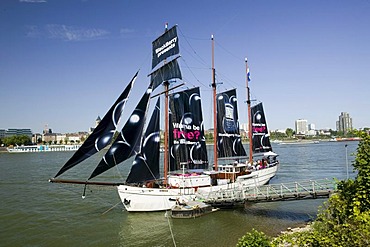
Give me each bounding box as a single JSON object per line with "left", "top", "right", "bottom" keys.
{"left": 237, "top": 130, "right": 370, "bottom": 246}
{"left": 2, "top": 135, "right": 32, "bottom": 146}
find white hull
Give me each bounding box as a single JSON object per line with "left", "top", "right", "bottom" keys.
{"left": 117, "top": 186, "right": 196, "bottom": 212}
{"left": 117, "top": 165, "right": 278, "bottom": 212}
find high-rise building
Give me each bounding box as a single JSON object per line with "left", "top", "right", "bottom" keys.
{"left": 0, "top": 129, "right": 5, "bottom": 139}
{"left": 295, "top": 119, "right": 308, "bottom": 135}
{"left": 336, "top": 112, "right": 353, "bottom": 133}
{"left": 4, "top": 129, "right": 33, "bottom": 138}
{"left": 307, "top": 123, "right": 317, "bottom": 136}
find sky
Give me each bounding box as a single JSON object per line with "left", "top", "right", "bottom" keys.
{"left": 1, "top": 0, "right": 369, "bottom": 134}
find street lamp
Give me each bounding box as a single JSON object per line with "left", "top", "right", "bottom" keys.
{"left": 345, "top": 144, "right": 349, "bottom": 179}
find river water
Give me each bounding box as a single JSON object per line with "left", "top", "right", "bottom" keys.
{"left": 0, "top": 141, "right": 358, "bottom": 247}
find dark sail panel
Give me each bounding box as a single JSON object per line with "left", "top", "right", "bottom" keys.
{"left": 152, "top": 25, "right": 179, "bottom": 69}
{"left": 251, "top": 102, "right": 272, "bottom": 154}
{"left": 54, "top": 72, "right": 138, "bottom": 177}
{"left": 89, "top": 86, "right": 152, "bottom": 179}
{"left": 216, "top": 89, "right": 246, "bottom": 158}
{"left": 169, "top": 87, "right": 208, "bottom": 171}
{"left": 126, "top": 98, "right": 160, "bottom": 183}
{"left": 150, "top": 58, "right": 182, "bottom": 90}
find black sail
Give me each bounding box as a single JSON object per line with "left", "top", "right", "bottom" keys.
{"left": 251, "top": 102, "right": 272, "bottom": 154}
{"left": 169, "top": 87, "right": 208, "bottom": 171}
{"left": 152, "top": 25, "right": 179, "bottom": 69}
{"left": 89, "top": 86, "right": 152, "bottom": 179}
{"left": 216, "top": 89, "right": 246, "bottom": 158}
{"left": 150, "top": 58, "right": 182, "bottom": 90}
{"left": 54, "top": 72, "right": 137, "bottom": 177}
{"left": 126, "top": 98, "right": 160, "bottom": 183}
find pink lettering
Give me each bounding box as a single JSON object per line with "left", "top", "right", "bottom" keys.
{"left": 173, "top": 129, "right": 201, "bottom": 140}
{"left": 253, "top": 126, "right": 266, "bottom": 133}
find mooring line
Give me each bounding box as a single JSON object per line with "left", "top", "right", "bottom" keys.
{"left": 102, "top": 201, "right": 122, "bottom": 215}
{"left": 165, "top": 211, "right": 177, "bottom": 247}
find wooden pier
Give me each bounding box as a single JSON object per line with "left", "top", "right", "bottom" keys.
{"left": 200, "top": 179, "right": 336, "bottom": 207}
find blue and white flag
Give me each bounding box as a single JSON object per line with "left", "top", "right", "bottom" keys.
{"left": 247, "top": 67, "right": 251, "bottom": 82}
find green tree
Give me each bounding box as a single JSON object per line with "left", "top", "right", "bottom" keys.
{"left": 270, "top": 131, "right": 286, "bottom": 140}
{"left": 272, "top": 130, "right": 370, "bottom": 246}
{"left": 205, "top": 132, "right": 214, "bottom": 143}
{"left": 285, "top": 128, "right": 294, "bottom": 137}
{"left": 3, "top": 135, "right": 32, "bottom": 146}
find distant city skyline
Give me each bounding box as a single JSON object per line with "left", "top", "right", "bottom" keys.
{"left": 1, "top": 1, "right": 369, "bottom": 133}
{"left": 1, "top": 111, "right": 362, "bottom": 135}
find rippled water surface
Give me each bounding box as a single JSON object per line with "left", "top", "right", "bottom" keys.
{"left": 0, "top": 141, "right": 358, "bottom": 246}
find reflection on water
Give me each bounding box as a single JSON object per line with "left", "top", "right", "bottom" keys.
{"left": 0, "top": 141, "right": 358, "bottom": 246}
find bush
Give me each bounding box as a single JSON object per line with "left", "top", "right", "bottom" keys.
{"left": 272, "top": 131, "right": 370, "bottom": 246}
{"left": 239, "top": 131, "right": 370, "bottom": 246}
{"left": 236, "top": 228, "right": 271, "bottom": 247}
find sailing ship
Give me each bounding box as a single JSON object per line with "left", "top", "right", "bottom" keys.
{"left": 50, "top": 24, "right": 278, "bottom": 212}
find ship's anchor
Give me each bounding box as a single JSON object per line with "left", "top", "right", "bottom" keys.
{"left": 123, "top": 198, "right": 131, "bottom": 205}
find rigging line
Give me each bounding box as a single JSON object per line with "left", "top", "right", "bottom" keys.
{"left": 83, "top": 185, "right": 123, "bottom": 208}
{"left": 212, "top": 6, "right": 240, "bottom": 35}
{"left": 181, "top": 45, "right": 209, "bottom": 68}
{"left": 136, "top": 44, "right": 153, "bottom": 76}
{"left": 165, "top": 211, "right": 177, "bottom": 247}
{"left": 215, "top": 69, "right": 245, "bottom": 89}
{"left": 113, "top": 163, "right": 126, "bottom": 181}
{"left": 178, "top": 33, "right": 209, "bottom": 41}
{"left": 180, "top": 57, "right": 209, "bottom": 88}
{"left": 178, "top": 27, "right": 209, "bottom": 67}
{"left": 142, "top": 157, "right": 159, "bottom": 182}
{"left": 109, "top": 153, "right": 127, "bottom": 182}
{"left": 55, "top": 183, "right": 86, "bottom": 197}
{"left": 101, "top": 201, "right": 122, "bottom": 215}
{"left": 215, "top": 40, "right": 245, "bottom": 62}
{"left": 54, "top": 183, "right": 120, "bottom": 209}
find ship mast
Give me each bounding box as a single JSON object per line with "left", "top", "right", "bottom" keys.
{"left": 211, "top": 35, "right": 218, "bottom": 170}
{"left": 163, "top": 23, "right": 169, "bottom": 185}
{"left": 245, "top": 58, "right": 253, "bottom": 163}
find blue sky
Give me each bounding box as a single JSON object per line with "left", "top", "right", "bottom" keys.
{"left": 1, "top": 0, "right": 369, "bottom": 134}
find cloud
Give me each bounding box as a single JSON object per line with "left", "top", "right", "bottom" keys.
{"left": 119, "top": 27, "right": 137, "bottom": 39}
{"left": 26, "top": 24, "right": 110, "bottom": 41}
{"left": 120, "top": 28, "right": 135, "bottom": 34}
{"left": 25, "top": 25, "right": 41, "bottom": 38}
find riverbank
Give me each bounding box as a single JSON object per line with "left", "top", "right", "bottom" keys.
{"left": 269, "top": 222, "right": 313, "bottom": 247}
{"left": 279, "top": 222, "right": 312, "bottom": 235}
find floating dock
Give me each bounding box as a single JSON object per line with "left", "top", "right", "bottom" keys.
{"left": 171, "top": 201, "right": 218, "bottom": 219}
